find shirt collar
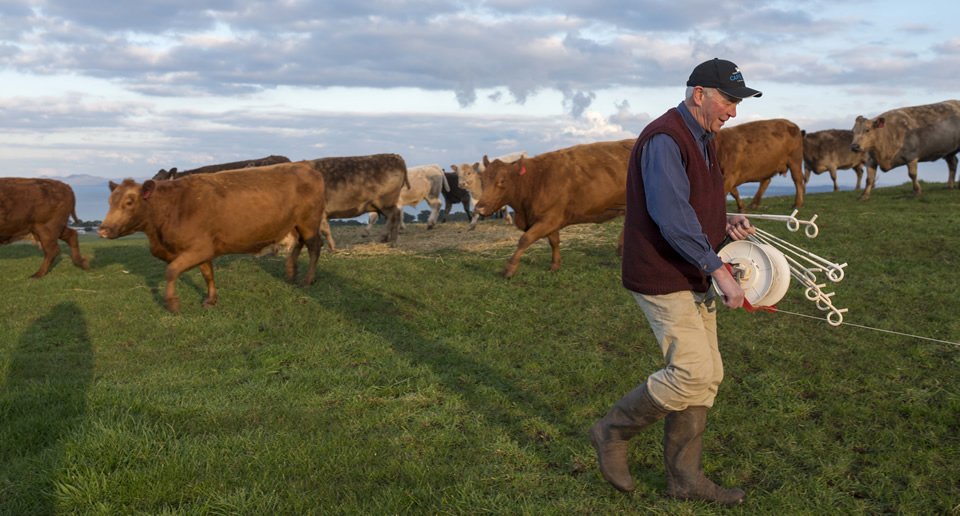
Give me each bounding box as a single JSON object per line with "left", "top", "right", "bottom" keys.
{"left": 677, "top": 101, "right": 712, "bottom": 144}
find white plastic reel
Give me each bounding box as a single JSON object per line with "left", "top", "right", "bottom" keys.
{"left": 715, "top": 240, "right": 791, "bottom": 307}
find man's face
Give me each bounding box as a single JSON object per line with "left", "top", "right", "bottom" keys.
{"left": 701, "top": 88, "right": 741, "bottom": 133}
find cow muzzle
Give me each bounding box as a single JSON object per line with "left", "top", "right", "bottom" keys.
{"left": 850, "top": 143, "right": 861, "bottom": 152}
{"left": 97, "top": 226, "right": 118, "bottom": 239}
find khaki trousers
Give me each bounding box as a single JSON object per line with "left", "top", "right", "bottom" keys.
{"left": 632, "top": 290, "right": 723, "bottom": 411}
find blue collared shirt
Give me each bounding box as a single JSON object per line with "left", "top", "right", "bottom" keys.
{"left": 640, "top": 102, "right": 724, "bottom": 274}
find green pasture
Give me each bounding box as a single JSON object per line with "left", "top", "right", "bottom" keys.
{"left": 1, "top": 181, "right": 958, "bottom": 514}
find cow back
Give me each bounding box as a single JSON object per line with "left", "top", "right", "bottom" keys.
{"left": 0, "top": 178, "right": 77, "bottom": 238}
{"left": 152, "top": 155, "right": 292, "bottom": 180}
{"left": 309, "top": 154, "right": 408, "bottom": 218}
{"left": 137, "top": 162, "right": 324, "bottom": 257}
{"left": 715, "top": 119, "right": 803, "bottom": 185}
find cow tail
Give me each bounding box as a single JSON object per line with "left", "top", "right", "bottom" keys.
{"left": 72, "top": 209, "right": 81, "bottom": 224}
{"left": 441, "top": 172, "right": 450, "bottom": 192}
{"left": 403, "top": 169, "right": 411, "bottom": 189}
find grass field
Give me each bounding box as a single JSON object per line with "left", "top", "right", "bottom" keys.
{"left": 1, "top": 181, "right": 958, "bottom": 514}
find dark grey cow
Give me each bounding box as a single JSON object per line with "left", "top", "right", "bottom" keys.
{"left": 310, "top": 154, "right": 409, "bottom": 249}
{"left": 851, "top": 100, "right": 960, "bottom": 200}
{"left": 802, "top": 129, "right": 867, "bottom": 191}
{"left": 441, "top": 172, "right": 472, "bottom": 223}
{"left": 152, "top": 155, "right": 292, "bottom": 181}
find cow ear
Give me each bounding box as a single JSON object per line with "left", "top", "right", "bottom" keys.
{"left": 141, "top": 180, "right": 156, "bottom": 200}
{"left": 109, "top": 180, "right": 119, "bottom": 192}
{"left": 450, "top": 164, "right": 457, "bottom": 172}
{"left": 483, "top": 155, "right": 490, "bottom": 167}
{"left": 874, "top": 117, "right": 885, "bottom": 129}
{"left": 855, "top": 115, "right": 865, "bottom": 123}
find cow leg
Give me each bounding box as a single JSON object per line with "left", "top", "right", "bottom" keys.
{"left": 858, "top": 165, "right": 877, "bottom": 200}
{"left": 59, "top": 226, "right": 90, "bottom": 270}
{"left": 29, "top": 229, "right": 60, "bottom": 279}
{"left": 854, "top": 166, "right": 863, "bottom": 190}
{"left": 319, "top": 215, "right": 337, "bottom": 252}
{"left": 163, "top": 252, "right": 210, "bottom": 312}
{"left": 294, "top": 228, "right": 322, "bottom": 287}
{"left": 546, "top": 231, "right": 562, "bottom": 272}
{"left": 197, "top": 261, "right": 218, "bottom": 308}
{"left": 727, "top": 187, "right": 745, "bottom": 213}
{"left": 907, "top": 159, "right": 921, "bottom": 196}
{"left": 501, "top": 222, "right": 558, "bottom": 278}
{"left": 461, "top": 200, "right": 471, "bottom": 221}
{"left": 945, "top": 153, "right": 958, "bottom": 189}
{"left": 829, "top": 167, "right": 839, "bottom": 192}
{"left": 748, "top": 179, "right": 773, "bottom": 211}
{"left": 364, "top": 212, "right": 380, "bottom": 237}
{"left": 285, "top": 237, "right": 304, "bottom": 284}
{"left": 502, "top": 208, "right": 513, "bottom": 225}
{"left": 468, "top": 210, "right": 480, "bottom": 230}
{"left": 379, "top": 206, "right": 402, "bottom": 244}
{"left": 426, "top": 198, "right": 442, "bottom": 229}
{"left": 788, "top": 164, "right": 805, "bottom": 209}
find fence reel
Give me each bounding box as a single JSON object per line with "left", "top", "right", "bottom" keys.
{"left": 717, "top": 211, "right": 849, "bottom": 326}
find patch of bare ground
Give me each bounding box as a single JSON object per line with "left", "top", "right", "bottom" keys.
{"left": 323, "top": 220, "right": 618, "bottom": 258}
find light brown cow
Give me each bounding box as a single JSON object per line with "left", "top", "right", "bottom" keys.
{"left": 802, "top": 129, "right": 866, "bottom": 191}
{"left": 851, "top": 100, "right": 960, "bottom": 200}
{"left": 310, "top": 153, "right": 409, "bottom": 249}
{"left": 0, "top": 178, "right": 90, "bottom": 278}
{"left": 714, "top": 118, "right": 805, "bottom": 212}
{"left": 474, "top": 139, "right": 634, "bottom": 278}
{"left": 366, "top": 164, "right": 449, "bottom": 232}
{"left": 98, "top": 162, "right": 325, "bottom": 312}
{"left": 451, "top": 151, "right": 527, "bottom": 230}
{"left": 152, "top": 155, "right": 291, "bottom": 181}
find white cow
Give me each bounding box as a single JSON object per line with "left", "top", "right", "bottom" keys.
{"left": 451, "top": 151, "right": 528, "bottom": 230}
{"left": 366, "top": 164, "right": 450, "bottom": 233}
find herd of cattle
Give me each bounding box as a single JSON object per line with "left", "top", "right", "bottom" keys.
{"left": 2, "top": 99, "right": 958, "bottom": 311}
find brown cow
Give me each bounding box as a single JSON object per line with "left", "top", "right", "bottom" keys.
{"left": 714, "top": 118, "right": 805, "bottom": 212}
{"left": 850, "top": 100, "right": 960, "bottom": 200}
{"left": 309, "top": 153, "right": 409, "bottom": 250}
{"left": 152, "top": 155, "right": 291, "bottom": 181}
{"left": 474, "top": 139, "right": 634, "bottom": 278}
{"left": 0, "top": 178, "right": 90, "bottom": 278}
{"left": 802, "top": 129, "right": 866, "bottom": 191}
{"left": 98, "top": 162, "right": 325, "bottom": 312}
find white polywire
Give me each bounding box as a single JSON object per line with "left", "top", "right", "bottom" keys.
{"left": 770, "top": 309, "right": 960, "bottom": 347}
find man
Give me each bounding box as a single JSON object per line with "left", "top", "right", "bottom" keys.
{"left": 590, "top": 58, "right": 759, "bottom": 505}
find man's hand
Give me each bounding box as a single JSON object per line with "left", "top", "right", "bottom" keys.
{"left": 710, "top": 265, "right": 746, "bottom": 309}
{"left": 725, "top": 215, "right": 755, "bottom": 241}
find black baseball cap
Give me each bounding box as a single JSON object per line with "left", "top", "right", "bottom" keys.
{"left": 687, "top": 58, "right": 762, "bottom": 99}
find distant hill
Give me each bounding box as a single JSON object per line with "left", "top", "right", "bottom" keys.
{"left": 40, "top": 174, "right": 111, "bottom": 187}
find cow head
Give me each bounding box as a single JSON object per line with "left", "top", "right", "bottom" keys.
{"left": 97, "top": 179, "right": 154, "bottom": 239}
{"left": 452, "top": 162, "right": 482, "bottom": 192}
{"left": 474, "top": 156, "right": 520, "bottom": 216}
{"left": 850, "top": 115, "right": 885, "bottom": 153}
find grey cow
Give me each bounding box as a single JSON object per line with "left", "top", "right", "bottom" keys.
{"left": 851, "top": 100, "right": 960, "bottom": 200}
{"left": 803, "top": 129, "right": 867, "bottom": 191}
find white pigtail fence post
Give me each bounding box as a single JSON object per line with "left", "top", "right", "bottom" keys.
{"left": 725, "top": 211, "right": 849, "bottom": 326}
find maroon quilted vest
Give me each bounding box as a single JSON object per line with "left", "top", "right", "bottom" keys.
{"left": 621, "top": 108, "right": 727, "bottom": 294}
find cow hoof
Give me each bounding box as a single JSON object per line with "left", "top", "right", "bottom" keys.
{"left": 547, "top": 264, "right": 561, "bottom": 272}
{"left": 501, "top": 267, "right": 517, "bottom": 279}
{"left": 202, "top": 297, "right": 218, "bottom": 308}
{"left": 166, "top": 297, "right": 181, "bottom": 313}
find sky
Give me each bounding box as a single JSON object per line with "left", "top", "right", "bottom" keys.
{"left": 1, "top": 0, "right": 958, "bottom": 201}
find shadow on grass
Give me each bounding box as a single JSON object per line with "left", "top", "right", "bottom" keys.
{"left": 300, "top": 265, "right": 590, "bottom": 467}
{"left": 0, "top": 302, "right": 94, "bottom": 514}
